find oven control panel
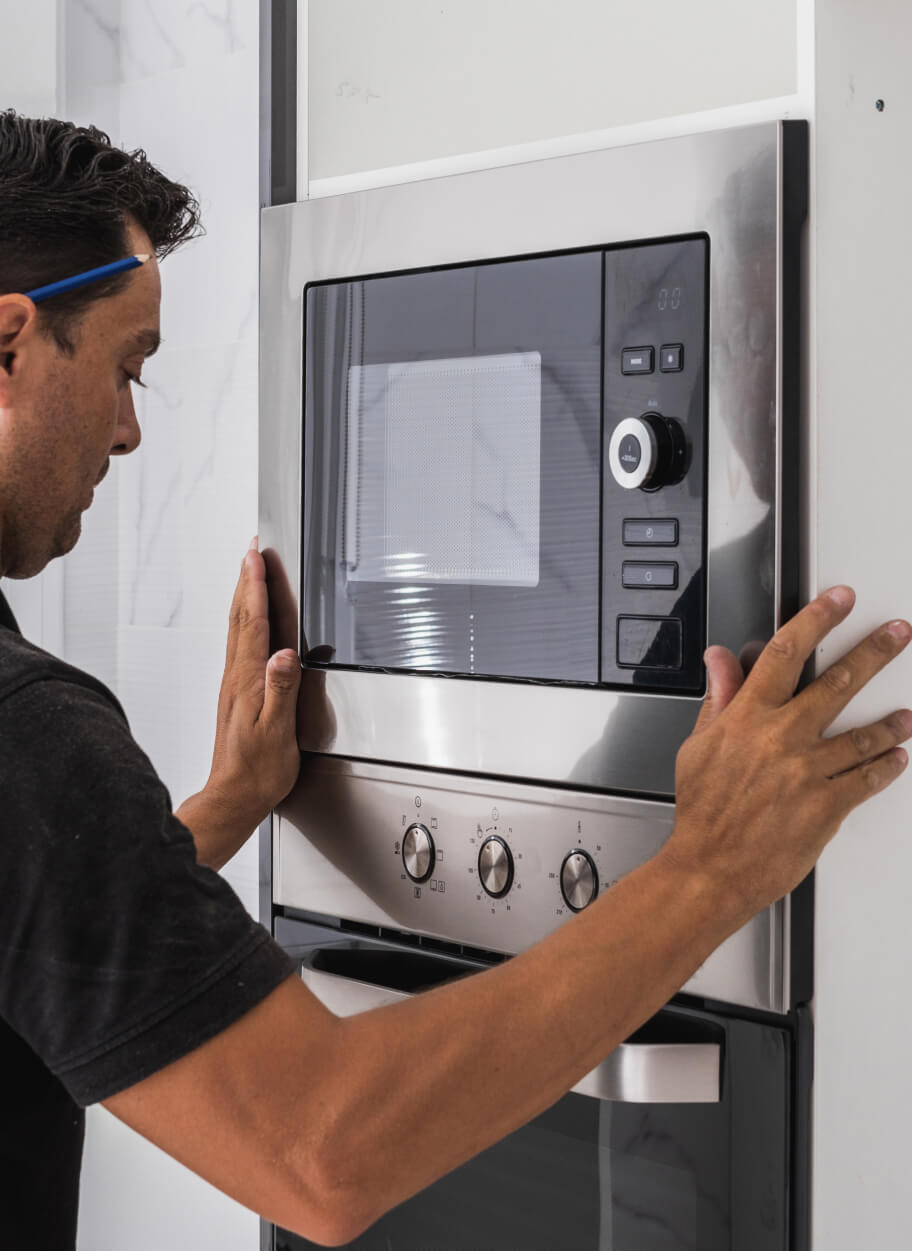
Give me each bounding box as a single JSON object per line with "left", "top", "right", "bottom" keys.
{"left": 274, "top": 757, "right": 786, "bottom": 1014}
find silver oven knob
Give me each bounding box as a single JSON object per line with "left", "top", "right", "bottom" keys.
{"left": 607, "top": 413, "right": 686, "bottom": 490}
{"left": 561, "top": 850, "right": 598, "bottom": 912}
{"left": 402, "top": 823, "right": 435, "bottom": 883}
{"left": 478, "top": 836, "right": 514, "bottom": 898}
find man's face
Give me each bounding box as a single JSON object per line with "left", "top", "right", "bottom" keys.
{"left": 0, "top": 218, "right": 161, "bottom": 578}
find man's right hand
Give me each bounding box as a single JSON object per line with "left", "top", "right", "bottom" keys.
{"left": 664, "top": 586, "right": 912, "bottom": 926}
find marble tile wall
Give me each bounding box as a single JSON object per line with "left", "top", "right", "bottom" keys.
{"left": 58, "top": 4, "right": 265, "bottom": 1249}
{"left": 61, "top": 0, "right": 261, "bottom": 902}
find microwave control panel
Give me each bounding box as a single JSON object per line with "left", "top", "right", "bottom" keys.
{"left": 275, "top": 757, "right": 785, "bottom": 1015}
{"left": 600, "top": 238, "right": 708, "bottom": 692}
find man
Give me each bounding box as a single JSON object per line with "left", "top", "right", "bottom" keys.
{"left": 1, "top": 112, "right": 910, "bottom": 1249}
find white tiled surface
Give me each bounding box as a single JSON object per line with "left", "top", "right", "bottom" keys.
{"left": 54, "top": 5, "right": 263, "bottom": 1249}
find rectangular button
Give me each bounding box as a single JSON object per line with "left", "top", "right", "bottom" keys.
{"left": 622, "top": 519, "right": 679, "bottom": 546}
{"left": 621, "top": 346, "right": 654, "bottom": 375}
{"left": 617, "top": 616, "right": 683, "bottom": 670}
{"left": 622, "top": 562, "right": 678, "bottom": 590}
{"left": 659, "top": 343, "right": 684, "bottom": 372}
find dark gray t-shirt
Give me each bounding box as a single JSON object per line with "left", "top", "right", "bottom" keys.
{"left": 0, "top": 589, "right": 294, "bottom": 1249}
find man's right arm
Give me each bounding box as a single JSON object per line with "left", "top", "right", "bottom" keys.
{"left": 104, "top": 586, "right": 912, "bottom": 1247}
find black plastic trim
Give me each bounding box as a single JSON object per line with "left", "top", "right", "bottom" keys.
{"left": 262, "top": 0, "right": 297, "bottom": 207}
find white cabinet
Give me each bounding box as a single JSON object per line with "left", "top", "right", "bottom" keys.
{"left": 305, "top": 0, "right": 798, "bottom": 184}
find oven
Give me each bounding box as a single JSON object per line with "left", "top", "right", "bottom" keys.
{"left": 259, "top": 120, "right": 809, "bottom": 1250}
{"left": 270, "top": 915, "right": 798, "bottom": 1251}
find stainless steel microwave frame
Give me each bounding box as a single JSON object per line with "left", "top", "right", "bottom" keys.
{"left": 259, "top": 121, "right": 806, "bottom": 799}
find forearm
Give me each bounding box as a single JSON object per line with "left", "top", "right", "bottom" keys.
{"left": 305, "top": 848, "right": 738, "bottom": 1231}
{"left": 175, "top": 788, "right": 260, "bottom": 871}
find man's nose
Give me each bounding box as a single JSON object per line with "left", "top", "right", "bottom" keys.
{"left": 111, "top": 385, "right": 142, "bottom": 455}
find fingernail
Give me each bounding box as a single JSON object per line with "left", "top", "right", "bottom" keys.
{"left": 825, "top": 586, "right": 855, "bottom": 608}
{"left": 271, "top": 650, "right": 300, "bottom": 673}
{"left": 886, "top": 619, "right": 912, "bottom": 642}
{"left": 249, "top": 535, "right": 258, "bottom": 551}
{"left": 897, "top": 710, "right": 912, "bottom": 735}
{"left": 896, "top": 747, "right": 908, "bottom": 768}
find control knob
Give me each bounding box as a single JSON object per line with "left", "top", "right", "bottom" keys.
{"left": 608, "top": 413, "right": 687, "bottom": 490}
{"left": 561, "top": 850, "right": 598, "bottom": 912}
{"left": 478, "top": 836, "right": 514, "bottom": 898}
{"left": 402, "top": 822, "right": 435, "bottom": 883}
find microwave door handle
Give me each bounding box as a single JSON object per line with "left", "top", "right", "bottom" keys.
{"left": 300, "top": 967, "right": 721, "bottom": 1105}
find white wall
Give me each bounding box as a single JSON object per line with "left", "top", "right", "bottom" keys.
{"left": 0, "top": 0, "right": 64, "bottom": 647}
{"left": 0, "top": 0, "right": 57, "bottom": 115}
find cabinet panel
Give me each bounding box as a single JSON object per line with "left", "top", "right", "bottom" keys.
{"left": 308, "top": 0, "right": 797, "bottom": 179}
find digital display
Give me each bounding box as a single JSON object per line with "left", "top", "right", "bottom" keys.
{"left": 657, "top": 285, "right": 683, "bottom": 311}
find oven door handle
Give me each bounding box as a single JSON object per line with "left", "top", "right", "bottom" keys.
{"left": 300, "top": 965, "right": 721, "bottom": 1104}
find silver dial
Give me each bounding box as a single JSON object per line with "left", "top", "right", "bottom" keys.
{"left": 607, "top": 413, "right": 687, "bottom": 491}
{"left": 608, "top": 416, "right": 659, "bottom": 489}
{"left": 561, "top": 850, "right": 598, "bottom": 912}
{"left": 402, "top": 822, "right": 435, "bottom": 883}
{"left": 478, "top": 836, "right": 513, "bottom": 898}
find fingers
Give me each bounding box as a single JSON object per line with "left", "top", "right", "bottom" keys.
{"left": 224, "top": 548, "right": 270, "bottom": 688}
{"left": 742, "top": 586, "right": 856, "bottom": 707}
{"left": 694, "top": 646, "right": 745, "bottom": 731}
{"left": 818, "top": 709, "right": 912, "bottom": 776}
{"left": 261, "top": 649, "right": 302, "bottom": 732}
{"left": 832, "top": 745, "right": 909, "bottom": 811}
{"left": 795, "top": 619, "right": 912, "bottom": 732}
{"left": 262, "top": 545, "right": 299, "bottom": 654}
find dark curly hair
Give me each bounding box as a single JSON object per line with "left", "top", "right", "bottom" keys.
{"left": 0, "top": 111, "right": 201, "bottom": 352}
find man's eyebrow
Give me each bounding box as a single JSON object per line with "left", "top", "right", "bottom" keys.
{"left": 123, "top": 330, "right": 161, "bottom": 356}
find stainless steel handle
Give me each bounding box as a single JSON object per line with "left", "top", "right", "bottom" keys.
{"left": 300, "top": 966, "right": 721, "bottom": 1105}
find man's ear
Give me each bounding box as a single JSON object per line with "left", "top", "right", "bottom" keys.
{"left": 0, "top": 295, "right": 39, "bottom": 398}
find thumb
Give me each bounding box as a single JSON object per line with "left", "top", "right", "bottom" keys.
{"left": 262, "top": 649, "right": 302, "bottom": 728}
{"left": 694, "top": 645, "right": 745, "bottom": 730}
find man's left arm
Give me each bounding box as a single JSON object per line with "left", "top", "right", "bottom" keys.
{"left": 176, "top": 542, "right": 301, "bottom": 871}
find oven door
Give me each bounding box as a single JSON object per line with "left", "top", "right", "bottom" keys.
{"left": 270, "top": 919, "right": 790, "bottom": 1251}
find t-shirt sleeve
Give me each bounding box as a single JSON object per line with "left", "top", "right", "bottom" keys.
{"left": 0, "top": 676, "right": 295, "bottom": 1107}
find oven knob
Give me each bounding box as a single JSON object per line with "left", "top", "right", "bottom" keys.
{"left": 402, "top": 822, "right": 435, "bottom": 883}
{"left": 607, "top": 414, "right": 687, "bottom": 490}
{"left": 478, "top": 836, "right": 514, "bottom": 898}
{"left": 560, "top": 850, "right": 598, "bottom": 912}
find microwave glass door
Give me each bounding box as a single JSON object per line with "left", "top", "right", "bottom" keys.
{"left": 302, "top": 240, "right": 707, "bottom": 690}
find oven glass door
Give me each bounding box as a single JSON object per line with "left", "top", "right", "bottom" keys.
{"left": 272, "top": 922, "right": 789, "bottom": 1251}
